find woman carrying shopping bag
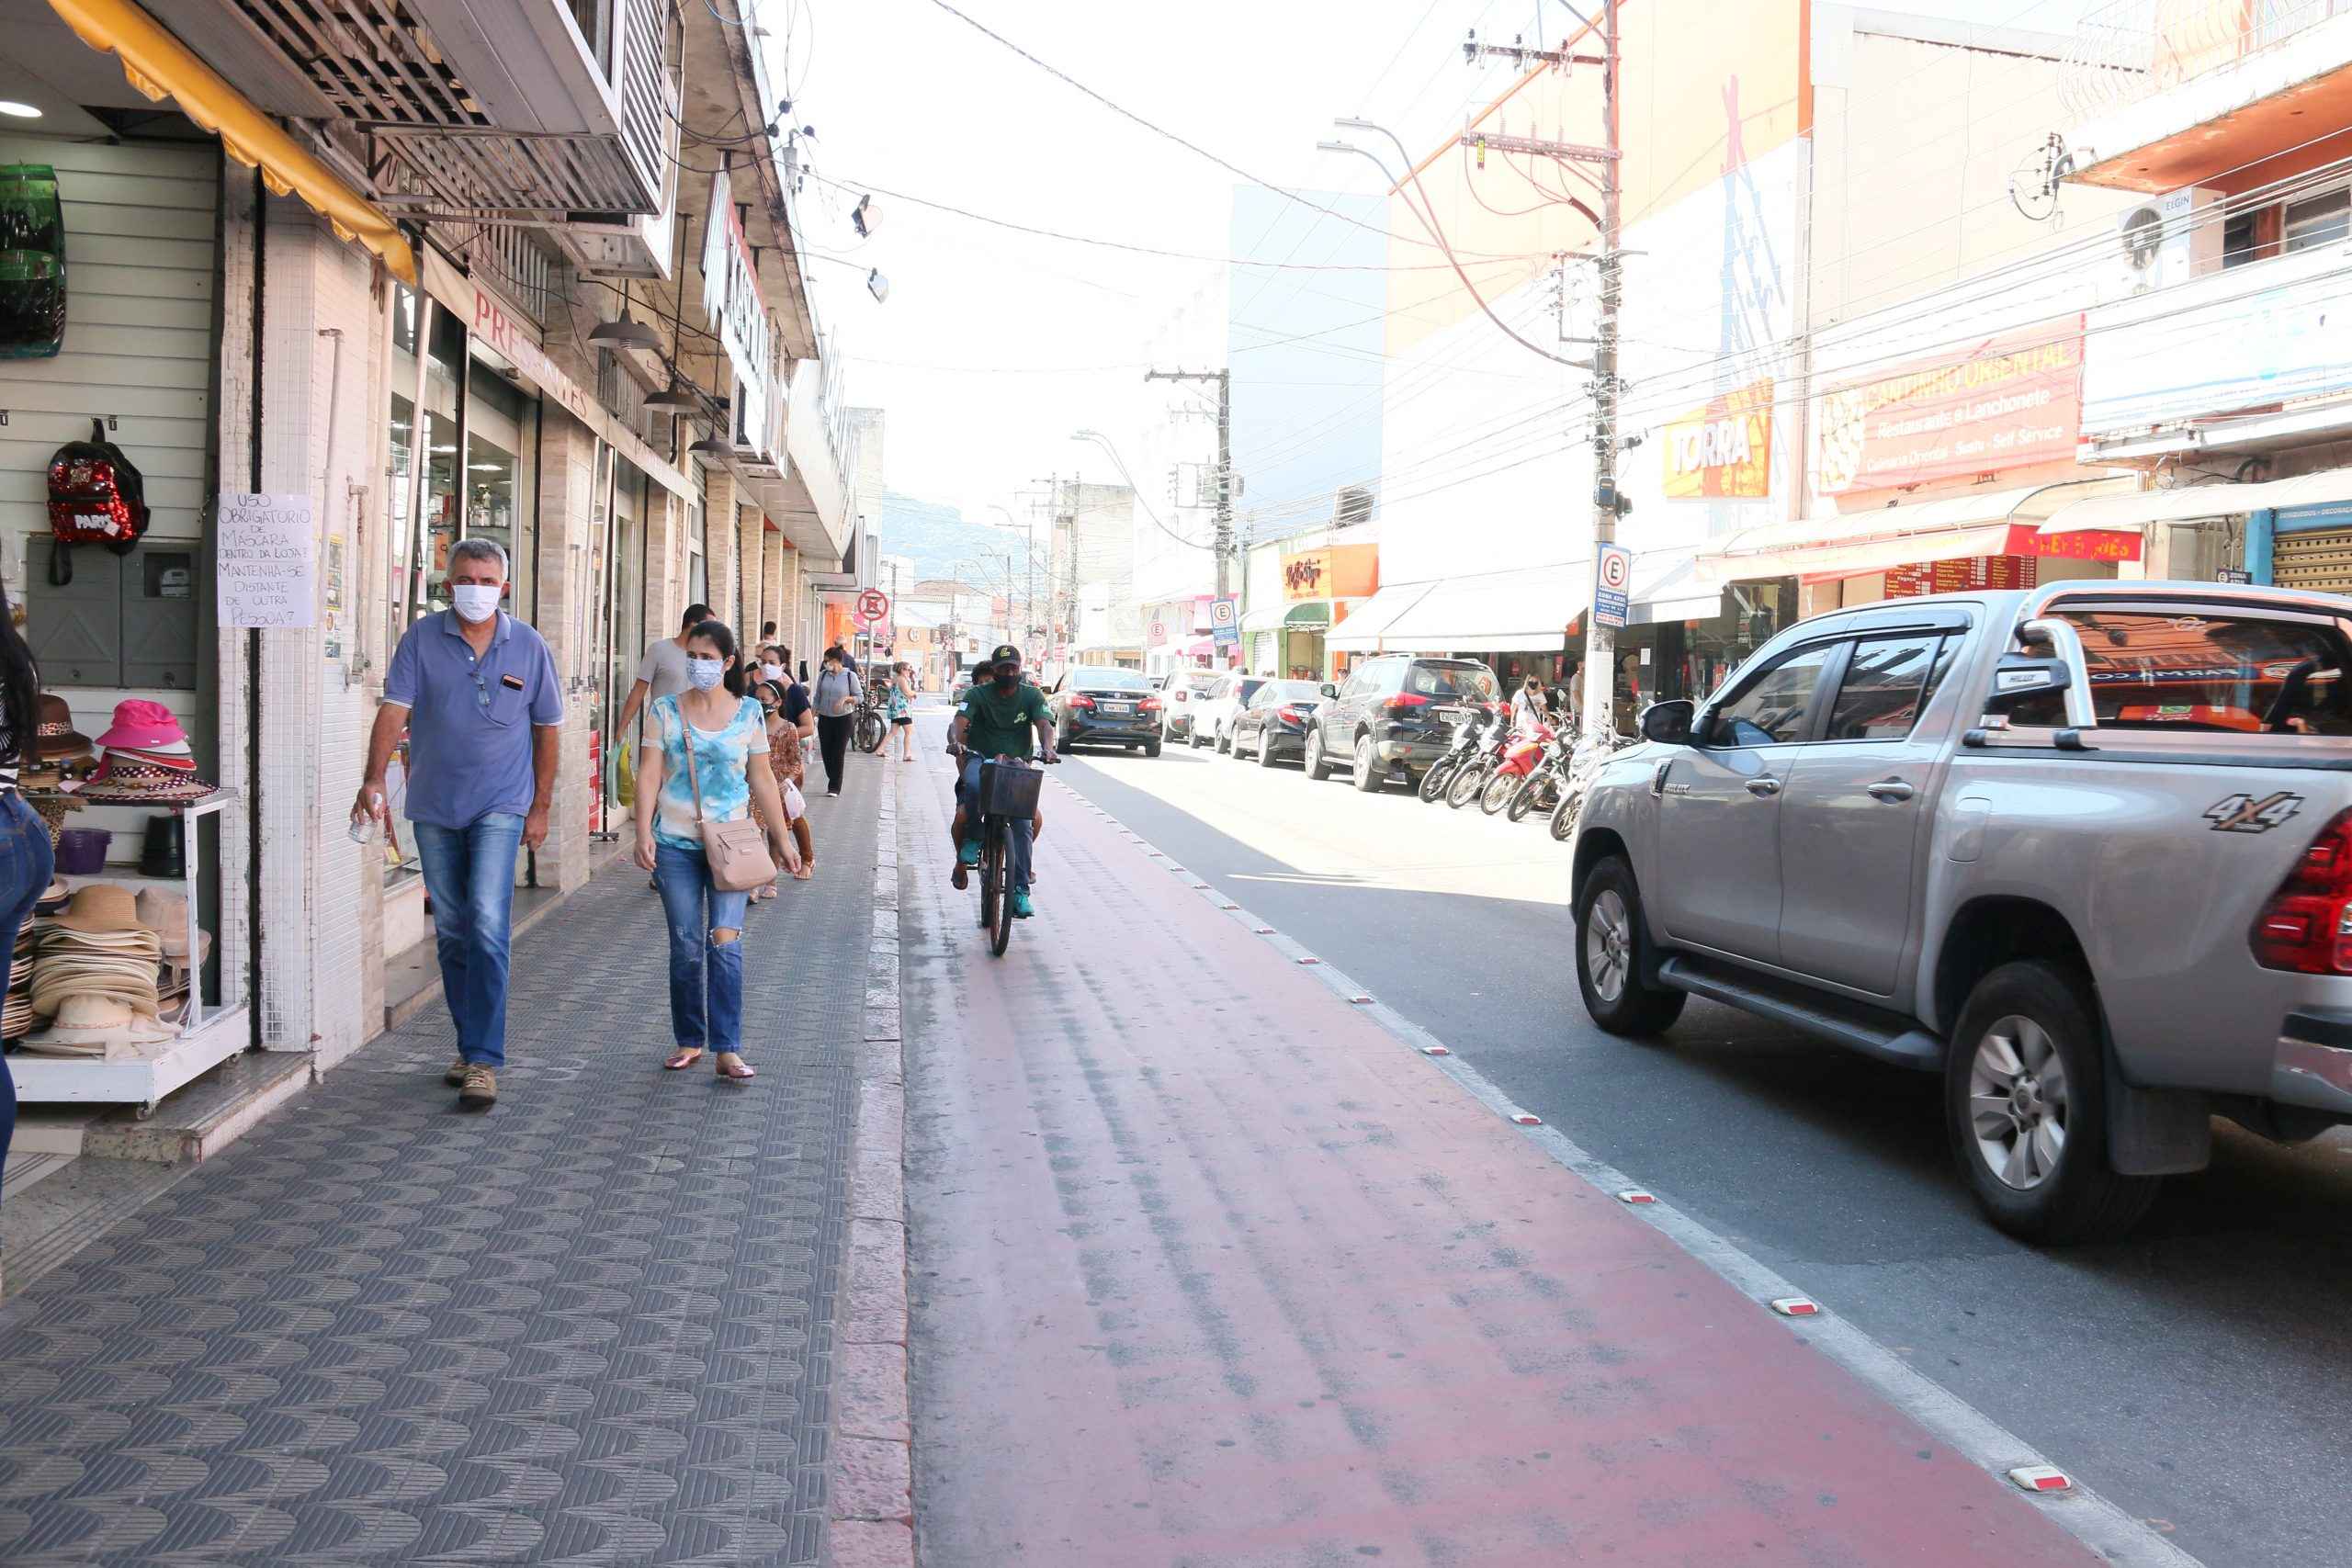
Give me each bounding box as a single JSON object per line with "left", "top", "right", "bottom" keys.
{"left": 748, "top": 677, "right": 815, "bottom": 900}
{"left": 633, "top": 620, "right": 800, "bottom": 1081}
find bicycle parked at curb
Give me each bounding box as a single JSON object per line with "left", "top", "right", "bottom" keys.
{"left": 853, "top": 693, "right": 888, "bottom": 754}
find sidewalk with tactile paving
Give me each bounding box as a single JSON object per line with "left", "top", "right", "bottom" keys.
{"left": 0, "top": 758, "right": 882, "bottom": 1566}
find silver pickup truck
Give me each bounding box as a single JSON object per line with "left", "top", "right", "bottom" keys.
{"left": 1571, "top": 581, "right": 2352, "bottom": 1242}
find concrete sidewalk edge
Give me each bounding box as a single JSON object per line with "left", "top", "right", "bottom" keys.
{"left": 827, "top": 760, "right": 917, "bottom": 1568}
{"left": 1050, "top": 775, "right": 2204, "bottom": 1568}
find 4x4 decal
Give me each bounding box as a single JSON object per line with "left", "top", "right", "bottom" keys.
{"left": 2205, "top": 791, "right": 2304, "bottom": 833}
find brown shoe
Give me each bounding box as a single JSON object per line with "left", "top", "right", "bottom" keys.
{"left": 458, "top": 1063, "right": 497, "bottom": 1109}
{"left": 445, "top": 1056, "right": 467, "bottom": 1087}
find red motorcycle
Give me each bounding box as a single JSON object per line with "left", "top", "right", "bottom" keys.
{"left": 1479, "top": 720, "right": 1557, "bottom": 815}
{"left": 1443, "top": 706, "right": 1518, "bottom": 810}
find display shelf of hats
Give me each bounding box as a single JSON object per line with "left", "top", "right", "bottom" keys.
{"left": 6, "top": 698, "right": 245, "bottom": 1111}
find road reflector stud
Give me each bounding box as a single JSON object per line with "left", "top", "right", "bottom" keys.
{"left": 1253, "top": 926, "right": 1275, "bottom": 933}
{"left": 2007, "top": 1466, "right": 2072, "bottom": 1494}
{"left": 1349, "top": 994, "right": 1373, "bottom": 1004}
{"left": 1297, "top": 956, "right": 1321, "bottom": 966}
{"left": 1193, "top": 882, "right": 1211, "bottom": 889}
{"left": 1220, "top": 902, "right": 1240, "bottom": 909}
{"left": 1616, "top": 1190, "right": 1656, "bottom": 1205}
{"left": 1770, "top": 1297, "right": 1822, "bottom": 1318}
{"left": 1420, "top": 1044, "right": 1452, "bottom": 1056}
{"left": 1510, "top": 1111, "right": 1542, "bottom": 1126}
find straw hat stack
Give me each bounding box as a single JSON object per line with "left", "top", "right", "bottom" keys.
{"left": 0, "top": 878, "right": 62, "bottom": 1041}
{"left": 137, "top": 888, "right": 209, "bottom": 1024}
{"left": 19, "top": 885, "right": 178, "bottom": 1056}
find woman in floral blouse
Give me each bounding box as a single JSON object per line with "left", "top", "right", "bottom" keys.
{"left": 749, "top": 677, "right": 816, "bottom": 899}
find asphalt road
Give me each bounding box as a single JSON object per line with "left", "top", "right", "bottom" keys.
{"left": 1033, "top": 716, "right": 2352, "bottom": 1568}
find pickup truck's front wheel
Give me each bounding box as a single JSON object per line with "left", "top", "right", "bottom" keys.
{"left": 1575, "top": 857, "right": 1686, "bottom": 1037}
{"left": 1945, "top": 961, "right": 2160, "bottom": 1244}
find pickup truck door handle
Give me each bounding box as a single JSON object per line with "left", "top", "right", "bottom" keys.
{"left": 1866, "top": 778, "right": 1916, "bottom": 802}
{"left": 1745, "top": 776, "right": 1781, "bottom": 797}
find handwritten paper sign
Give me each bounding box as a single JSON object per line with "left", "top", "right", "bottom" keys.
{"left": 217, "top": 491, "right": 316, "bottom": 628}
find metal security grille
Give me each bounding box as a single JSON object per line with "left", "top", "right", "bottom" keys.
{"left": 229, "top": 0, "right": 671, "bottom": 219}
{"left": 2273, "top": 525, "right": 2352, "bottom": 593}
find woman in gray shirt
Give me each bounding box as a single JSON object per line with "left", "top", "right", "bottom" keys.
{"left": 811, "top": 649, "right": 863, "bottom": 796}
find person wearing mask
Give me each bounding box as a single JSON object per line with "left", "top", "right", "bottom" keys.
{"left": 748, "top": 677, "right": 816, "bottom": 898}
{"left": 812, "top": 647, "right": 864, "bottom": 796}
{"left": 888, "top": 660, "right": 917, "bottom": 761}
{"left": 757, "top": 645, "right": 789, "bottom": 686}
{"left": 356, "top": 539, "right": 560, "bottom": 1109}
{"left": 946, "top": 644, "right": 1056, "bottom": 919}
{"left": 0, "top": 573, "right": 55, "bottom": 1186}
{"left": 1510, "top": 673, "right": 1550, "bottom": 739}
{"left": 634, "top": 620, "right": 799, "bottom": 1081}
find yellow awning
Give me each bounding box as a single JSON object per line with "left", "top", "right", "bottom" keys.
{"left": 45, "top": 0, "right": 416, "bottom": 284}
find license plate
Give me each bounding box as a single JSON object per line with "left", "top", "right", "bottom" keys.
{"left": 1102, "top": 702, "right": 1132, "bottom": 715}
{"left": 1439, "top": 707, "right": 1467, "bottom": 725}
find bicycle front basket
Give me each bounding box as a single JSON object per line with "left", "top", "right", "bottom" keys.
{"left": 979, "top": 760, "right": 1044, "bottom": 818}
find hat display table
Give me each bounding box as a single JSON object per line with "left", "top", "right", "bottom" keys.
{"left": 5, "top": 787, "right": 245, "bottom": 1116}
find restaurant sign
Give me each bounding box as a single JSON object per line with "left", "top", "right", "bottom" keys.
{"left": 1815, "top": 320, "right": 2082, "bottom": 495}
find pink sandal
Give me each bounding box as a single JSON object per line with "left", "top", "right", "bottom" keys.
{"left": 715, "top": 1053, "right": 755, "bottom": 1082}
{"left": 664, "top": 1048, "right": 703, "bottom": 1070}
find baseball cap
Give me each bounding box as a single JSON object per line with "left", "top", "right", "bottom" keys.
{"left": 990, "top": 643, "right": 1022, "bottom": 664}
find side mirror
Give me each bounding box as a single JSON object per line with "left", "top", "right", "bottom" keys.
{"left": 1640, "top": 699, "right": 1695, "bottom": 745}
{"left": 1982, "top": 654, "right": 2072, "bottom": 716}
{"left": 1319, "top": 682, "right": 1339, "bottom": 699}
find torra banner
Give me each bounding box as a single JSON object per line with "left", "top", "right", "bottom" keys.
{"left": 1663, "top": 378, "right": 1773, "bottom": 501}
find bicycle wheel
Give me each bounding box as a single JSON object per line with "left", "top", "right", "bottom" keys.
{"left": 855, "top": 711, "right": 887, "bottom": 753}
{"left": 978, "top": 818, "right": 1000, "bottom": 931}
{"left": 987, "top": 824, "right": 1014, "bottom": 956}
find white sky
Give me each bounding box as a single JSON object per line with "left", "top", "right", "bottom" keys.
{"left": 768, "top": 0, "right": 2104, "bottom": 525}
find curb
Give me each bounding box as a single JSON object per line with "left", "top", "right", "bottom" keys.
{"left": 1045, "top": 774, "right": 2204, "bottom": 1568}
{"left": 826, "top": 760, "right": 915, "bottom": 1568}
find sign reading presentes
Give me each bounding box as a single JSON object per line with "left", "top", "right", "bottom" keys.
{"left": 700, "top": 167, "right": 773, "bottom": 456}
{"left": 1662, "top": 378, "right": 1773, "bottom": 500}
{"left": 1815, "top": 320, "right": 2083, "bottom": 494}
{"left": 217, "top": 491, "right": 316, "bottom": 627}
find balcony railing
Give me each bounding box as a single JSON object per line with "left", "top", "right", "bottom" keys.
{"left": 2061, "top": 0, "right": 2352, "bottom": 122}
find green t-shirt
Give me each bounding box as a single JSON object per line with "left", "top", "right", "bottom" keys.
{"left": 961, "top": 682, "right": 1051, "bottom": 759}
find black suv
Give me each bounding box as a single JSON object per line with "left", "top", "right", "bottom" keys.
{"left": 1302, "top": 656, "right": 1502, "bottom": 793}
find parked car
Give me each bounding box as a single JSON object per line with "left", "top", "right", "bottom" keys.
{"left": 1047, "top": 665, "right": 1163, "bottom": 755}
{"left": 1571, "top": 581, "right": 2352, "bottom": 1243}
{"left": 1159, "top": 669, "right": 1225, "bottom": 739}
{"left": 1187, "top": 675, "right": 1268, "bottom": 751}
{"left": 1230, "top": 680, "right": 1328, "bottom": 766}
{"left": 1302, "top": 656, "right": 1503, "bottom": 793}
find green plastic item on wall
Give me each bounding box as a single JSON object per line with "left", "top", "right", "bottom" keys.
{"left": 0, "top": 164, "right": 64, "bottom": 360}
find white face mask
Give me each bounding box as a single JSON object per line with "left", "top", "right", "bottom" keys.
{"left": 685, "top": 657, "right": 727, "bottom": 692}
{"left": 761, "top": 661, "right": 784, "bottom": 681}
{"left": 450, "top": 583, "right": 501, "bottom": 624}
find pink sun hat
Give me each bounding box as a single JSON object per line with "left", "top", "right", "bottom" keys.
{"left": 95, "top": 699, "right": 188, "bottom": 753}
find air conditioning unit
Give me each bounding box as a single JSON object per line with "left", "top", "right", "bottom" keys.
{"left": 2116, "top": 186, "right": 2222, "bottom": 297}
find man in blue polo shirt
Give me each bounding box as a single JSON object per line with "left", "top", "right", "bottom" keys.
{"left": 354, "top": 538, "right": 561, "bottom": 1109}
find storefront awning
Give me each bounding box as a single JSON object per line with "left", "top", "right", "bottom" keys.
{"left": 1324, "top": 582, "right": 1435, "bottom": 651}
{"left": 1696, "top": 480, "right": 2141, "bottom": 584}
{"left": 2039, "top": 466, "right": 2352, "bottom": 533}
{"left": 1363, "top": 564, "right": 1589, "bottom": 655}
{"left": 1239, "top": 605, "right": 1285, "bottom": 634}
{"left": 48, "top": 0, "right": 416, "bottom": 285}
{"left": 1625, "top": 551, "right": 1724, "bottom": 626}
{"left": 1283, "top": 601, "right": 1333, "bottom": 626}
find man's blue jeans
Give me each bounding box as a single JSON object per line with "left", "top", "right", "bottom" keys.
{"left": 652, "top": 840, "right": 749, "bottom": 1053}
{"left": 956, "top": 754, "right": 1033, "bottom": 893}
{"left": 412, "top": 812, "right": 526, "bottom": 1068}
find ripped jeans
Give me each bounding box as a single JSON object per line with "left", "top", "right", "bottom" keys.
{"left": 653, "top": 839, "right": 750, "bottom": 1054}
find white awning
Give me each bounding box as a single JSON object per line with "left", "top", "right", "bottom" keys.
{"left": 1239, "top": 604, "right": 1286, "bottom": 634}
{"left": 1324, "top": 582, "right": 1435, "bottom": 651}
{"left": 1626, "top": 551, "right": 1723, "bottom": 625}
{"left": 1372, "top": 563, "right": 1589, "bottom": 654}
{"left": 2041, "top": 465, "right": 2352, "bottom": 533}
{"left": 1695, "top": 479, "right": 2139, "bottom": 583}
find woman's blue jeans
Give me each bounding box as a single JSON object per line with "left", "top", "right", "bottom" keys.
{"left": 653, "top": 840, "right": 749, "bottom": 1054}
{"left": 0, "top": 792, "right": 59, "bottom": 1184}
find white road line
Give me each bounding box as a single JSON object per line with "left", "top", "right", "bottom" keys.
{"left": 1071, "top": 780, "right": 2204, "bottom": 1568}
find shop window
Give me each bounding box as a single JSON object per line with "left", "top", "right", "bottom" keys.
{"left": 465, "top": 431, "right": 526, "bottom": 619}
{"left": 1712, "top": 644, "right": 1836, "bottom": 747}
{"left": 392, "top": 285, "right": 420, "bottom": 356}
{"left": 1825, "top": 635, "right": 1954, "bottom": 740}
{"left": 2283, "top": 186, "right": 2349, "bottom": 254}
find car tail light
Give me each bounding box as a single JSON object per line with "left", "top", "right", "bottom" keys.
{"left": 1068, "top": 694, "right": 1095, "bottom": 710}
{"left": 1385, "top": 693, "right": 1430, "bottom": 713}
{"left": 1140, "top": 696, "right": 1162, "bottom": 713}
{"left": 2253, "top": 808, "right": 2352, "bottom": 973}
{"left": 1278, "top": 705, "right": 1304, "bottom": 724}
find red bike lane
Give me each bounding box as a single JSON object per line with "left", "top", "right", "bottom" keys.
{"left": 898, "top": 759, "right": 2107, "bottom": 1567}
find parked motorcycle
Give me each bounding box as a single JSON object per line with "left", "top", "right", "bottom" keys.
{"left": 1418, "top": 705, "right": 1493, "bottom": 803}
{"left": 1480, "top": 720, "right": 1557, "bottom": 814}
{"left": 1548, "top": 730, "right": 1637, "bottom": 841}
{"left": 1505, "top": 729, "right": 1573, "bottom": 823}
{"left": 1444, "top": 711, "right": 1515, "bottom": 809}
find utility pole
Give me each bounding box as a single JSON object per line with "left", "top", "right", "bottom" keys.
{"left": 1145, "top": 367, "right": 1233, "bottom": 602}
{"left": 1586, "top": 0, "right": 1624, "bottom": 741}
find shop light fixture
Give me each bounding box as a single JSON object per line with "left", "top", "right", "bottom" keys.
{"left": 0, "top": 101, "right": 43, "bottom": 119}
{"left": 866, "top": 267, "right": 890, "bottom": 304}
{"left": 687, "top": 435, "right": 734, "bottom": 459}
{"left": 588, "top": 316, "right": 662, "bottom": 351}
{"left": 644, "top": 382, "right": 699, "bottom": 411}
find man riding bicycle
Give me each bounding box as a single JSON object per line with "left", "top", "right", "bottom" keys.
{"left": 949, "top": 643, "right": 1056, "bottom": 918}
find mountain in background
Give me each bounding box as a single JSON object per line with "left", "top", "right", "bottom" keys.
{"left": 870, "top": 490, "right": 1035, "bottom": 591}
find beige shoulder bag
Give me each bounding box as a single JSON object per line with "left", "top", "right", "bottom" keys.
{"left": 679, "top": 701, "right": 777, "bottom": 892}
